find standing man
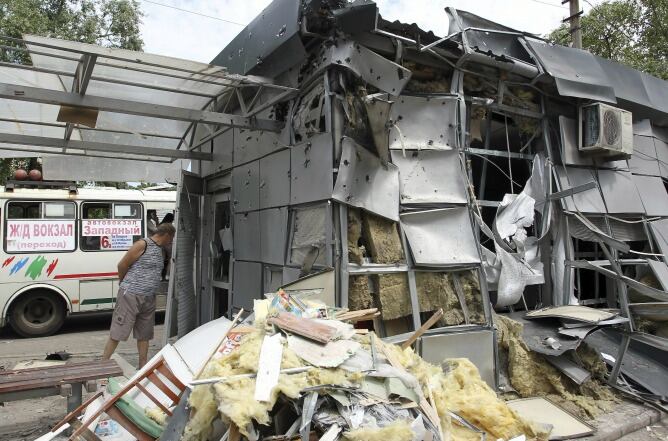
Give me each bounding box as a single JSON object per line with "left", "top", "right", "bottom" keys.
{"left": 102, "top": 223, "right": 176, "bottom": 368}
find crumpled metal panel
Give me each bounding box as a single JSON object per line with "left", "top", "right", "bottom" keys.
{"left": 632, "top": 174, "right": 668, "bottom": 217}
{"left": 211, "top": 0, "right": 305, "bottom": 77}
{"left": 234, "top": 211, "right": 260, "bottom": 262}
{"left": 363, "top": 93, "right": 392, "bottom": 163}
{"left": 526, "top": 40, "right": 617, "bottom": 103}
{"left": 388, "top": 95, "right": 458, "bottom": 151}
{"left": 290, "top": 133, "right": 333, "bottom": 205}
{"left": 554, "top": 166, "right": 605, "bottom": 213}
{"left": 333, "top": 137, "right": 400, "bottom": 221}
{"left": 232, "top": 261, "right": 262, "bottom": 311}
{"left": 260, "top": 207, "right": 288, "bottom": 265}
{"left": 260, "top": 149, "right": 290, "bottom": 209}
{"left": 643, "top": 72, "right": 668, "bottom": 118}
{"left": 314, "top": 40, "right": 411, "bottom": 95}
{"left": 390, "top": 149, "right": 467, "bottom": 204}
{"left": 558, "top": 116, "right": 626, "bottom": 168}
{"left": 597, "top": 170, "right": 645, "bottom": 214}
{"left": 232, "top": 160, "right": 260, "bottom": 212}
{"left": 401, "top": 208, "right": 480, "bottom": 266}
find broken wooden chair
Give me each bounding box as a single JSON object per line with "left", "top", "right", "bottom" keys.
{"left": 68, "top": 356, "right": 186, "bottom": 441}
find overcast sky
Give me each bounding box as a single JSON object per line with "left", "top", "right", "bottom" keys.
{"left": 138, "top": 0, "right": 600, "bottom": 63}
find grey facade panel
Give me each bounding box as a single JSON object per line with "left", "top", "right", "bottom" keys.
{"left": 597, "top": 170, "right": 645, "bottom": 214}
{"left": 629, "top": 135, "right": 660, "bottom": 176}
{"left": 290, "top": 133, "right": 333, "bottom": 205}
{"left": 260, "top": 207, "right": 288, "bottom": 265}
{"left": 232, "top": 261, "right": 263, "bottom": 311}
{"left": 234, "top": 211, "right": 261, "bottom": 262}
{"left": 232, "top": 160, "right": 260, "bottom": 212}
{"left": 554, "top": 166, "right": 605, "bottom": 213}
{"left": 401, "top": 207, "right": 480, "bottom": 266}
{"left": 234, "top": 129, "right": 283, "bottom": 165}
{"left": 388, "top": 95, "right": 458, "bottom": 151}
{"left": 391, "top": 149, "right": 467, "bottom": 204}
{"left": 260, "top": 149, "right": 291, "bottom": 209}
{"left": 333, "top": 137, "right": 400, "bottom": 221}
{"left": 632, "top": 174, "right": 668, "bottom": 217}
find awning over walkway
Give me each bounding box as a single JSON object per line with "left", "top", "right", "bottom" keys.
{"left": 0, "top": 35, "right": 295, "bottom": 173}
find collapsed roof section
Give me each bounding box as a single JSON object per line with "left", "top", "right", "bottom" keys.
{"left": 212, "top": 1, "right": 668, "bottom": 125}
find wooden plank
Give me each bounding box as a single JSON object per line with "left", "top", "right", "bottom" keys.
{"left": 400, "top": 308, "right": 444, "bottom": 350}
{"left": 268, "top": 313, "right": 338, "bottom": 344}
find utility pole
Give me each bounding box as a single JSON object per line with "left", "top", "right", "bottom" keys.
{"left": 562, "top": 0, "right": 583, "bottom": 49}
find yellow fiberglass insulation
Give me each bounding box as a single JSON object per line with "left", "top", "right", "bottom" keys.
{"left": 181, "top": 384, "right": 219, "bottom": 441}
{"left": 380, "top": 341, "right": 548, "bottom": 441}
{"left": 183, "top": 328, "right": 364, "bottom": 439}
{"left": 344, "top": 420, "right": 414, "bottom": 441}
{"left": 495, "top": 314, "right": 617, "bottom": 419}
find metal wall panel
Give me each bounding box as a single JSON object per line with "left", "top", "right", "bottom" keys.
{"left": 174, "top": 180, "right": 200, "bottom": 338}
{"left": 420, "top": 330, "right": 496, "bottom": 388}
{"left": 650, "top": 219, "right": 668, "bottom": 261}
{"left": 391, "top": 149, "right": 467, "bottom": 204}
{"left": 290, "top": 133, "right": 333, "bottom": 205}
{"left": 232, "top": 261, "right": 263, "bottom": 311}
{"left": 388, "top": 95, "right": 458, "bottom": 151}
{"left": 234, "top": 211, "right": 260, "bottom": 261}
{"left": 260, "top": 207, "right": 288, "bottom": 265}
{"left": 554, "top": 166, "right": 605, "bottom": 213}
{"left": 401, "top": 208, "right": 480, "bottom": 266}
{"left": 333, "top": 138, "right": 400, "bottom": 221}
{"left": 232, "top": 160, "right": 260, "bottom": 212}
{"left": 260, "top": 149, "right": 291, "bottom": 209}
{"left": 234, "top": 128, "right": 283, "bottom": 165}
{"left": 597, "top": 170, "right": 645, "bottom": 214}
{"left": 633, "top": 174, "right": 668, "bottom": 217}
{"left": 629, "top": 135, "right": 660, "bottom": 176}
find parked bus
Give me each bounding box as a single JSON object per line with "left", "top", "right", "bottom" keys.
{"left": 0, "top": 185, "right": 175, "bottom": 337}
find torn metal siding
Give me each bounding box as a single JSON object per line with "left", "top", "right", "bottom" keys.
{"left": 184, "top": 0, "right": 668, "bottom": 396}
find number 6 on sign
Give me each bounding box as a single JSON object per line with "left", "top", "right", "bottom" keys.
{"left": 100, "top": 236, "right": 111, "bottom": 249}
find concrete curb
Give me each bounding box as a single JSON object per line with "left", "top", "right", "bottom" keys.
{"left": 582, "top": 403, "right": 665, "bottom": 441}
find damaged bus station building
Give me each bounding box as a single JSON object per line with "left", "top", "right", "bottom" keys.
{"left": 1, "top": 0, "right": 668, "bottom": 439}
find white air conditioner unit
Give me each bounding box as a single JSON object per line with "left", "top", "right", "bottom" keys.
{"left": 578, "top": 103, "right": 633, "bottom": 158}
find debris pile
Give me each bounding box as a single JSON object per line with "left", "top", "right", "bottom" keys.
{"left": 181, "top": 298, "right": 547, "bottom": 441}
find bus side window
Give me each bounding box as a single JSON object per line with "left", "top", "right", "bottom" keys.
{"left": 80, "top": 202, "right": 111, "bottom": 251}
{"left": 80, "top": 202, "right": 143, "bottom": 251}
{"left": 8, "top": 201, "right": 41, "bottom": 219}
{"left": 5, "top": 200, "right": 76, "bottom": 253}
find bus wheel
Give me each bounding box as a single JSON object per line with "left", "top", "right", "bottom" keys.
{"left": 9, "top": 290, "right": 66, "bottom": 337}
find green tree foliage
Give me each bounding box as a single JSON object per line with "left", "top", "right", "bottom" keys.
{"left": 0, "top": 0, "right": 144, "bottom": 186}
{"left": 549, "top": 0, "right": 668, "bottom": 80}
